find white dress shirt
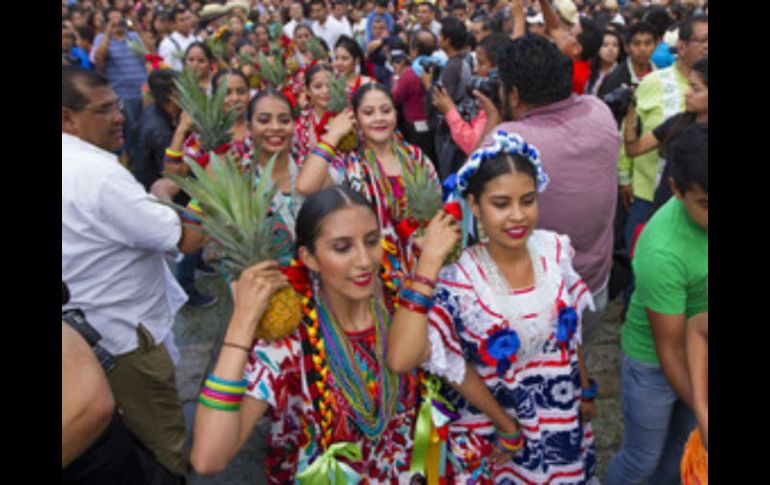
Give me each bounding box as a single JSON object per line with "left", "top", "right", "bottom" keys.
{"left": 312, "top": 15, "right": 352, "bottom": 55}
{"left": 158, "top": 31, "right": 200, "bottom": 71}
{"left": 62, "top": 133, "right": 187, "bottom": 356}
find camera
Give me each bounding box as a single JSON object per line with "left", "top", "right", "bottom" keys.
{"left": 602, "top": 85, "right": 635, "bottom": 126}
{"left": 419, "top": 57, "right": 444, "bottom": 85}
{"left": 467, "top": 68, "right": 501, "bottom": 108}
{"left": 62, "top": 282, "right": 117, "bottom": 374}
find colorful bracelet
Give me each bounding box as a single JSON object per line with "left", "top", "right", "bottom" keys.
{"left": 399, "top": 287, "right": 434, "bottom": 309}
{"left": 410, "top": 273, "right": 436, "bottom": 290}
{"left": 497, "top": 432, "right": 525, "bottom": 453}
{"left": 317, "top": 140, "right": 337, "bottom": 158}
{"left": 311, "top": 147, "right": 334, "bottom": 164}
{"left": 164, "top": 148, "right": 184, "bottom": 163}
{"left": 581, "top": 378, "right": 599, "bottom": 401}
{"left": 198, "top": 375, "right": 247, "bottom": 411}
{"left": 397, "top": 298, "right": 431, "bottom": 314}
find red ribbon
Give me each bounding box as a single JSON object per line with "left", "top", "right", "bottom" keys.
{"left": 443, "top": 201, "right": 462, "bottom": 221}
{"left": 144, "top": 53, "right": 163, "bottom": 70}
{"left": 213, "top": 143, "right": 232, "bottom": 155}
{"left": 281, "top": 87, "right": 297, "bottom": 108}
{"left": 280, "top": 262, "right": 311, "bottom": 295}
{"left": 395, "top": 218, "right": 422, "bottom": 245}
{"left": 313, "top": 111, "right": 335, "bottom": 139}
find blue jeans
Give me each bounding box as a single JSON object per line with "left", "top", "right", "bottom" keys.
{"left": 622, "top": 198, "right": 653, "bottom": 306}
{"left": 605, "top": 355, "right": 695, "bottom": 485}
{"left": 175, "top": 249, "right": 203, "bottom": 295}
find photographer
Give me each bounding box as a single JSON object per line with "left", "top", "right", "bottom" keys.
{"left": 392, "top": 28, "right": 438, "bottom": 166}
{"left": 62, "top": 284, "right": 179, "bottom": 485}
{"left": 430, "top": 32, "right": 509, "bottom": 156}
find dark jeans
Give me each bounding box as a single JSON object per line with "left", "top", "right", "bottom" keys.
{"left": 622, "top": 198, "right": 653, "bottom": 306}
{"left": 175, "top": 249, "right": 203, "bottom": 295}
{"left": 121, "top": 97, "right": 144, "bottom": 169}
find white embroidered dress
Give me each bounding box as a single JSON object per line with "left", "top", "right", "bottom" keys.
{"left": 424, "top": 230, "right": 598, "bottom": 484}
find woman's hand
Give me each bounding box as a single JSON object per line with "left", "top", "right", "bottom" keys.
{"left": 323, "top": 109, "right": 356, "bottom": 147}
{"left": 580, "top": 399, "right": 596, "bottom": 422}
{"left": 229, "top": 261, "right": 289, "bottom": 335}
{"left": 431, "top": 85, "right": 455, "bottom": 115}
{"left": 416, "top": 210, "right": 461, "bottom": 271}
{"left": 177, "top": 111, "right": 194, "bottom": 135}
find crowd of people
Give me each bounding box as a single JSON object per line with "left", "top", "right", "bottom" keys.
{"left": 62, "top": 0, "right": 708, "bottom": 483}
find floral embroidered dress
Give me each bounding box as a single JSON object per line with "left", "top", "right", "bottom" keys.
{"left": 242, "top": 312, "right": 422, "bottom": 483}
{"left": 329, "top": 137, "right": 440, "bottom": 296}
{"left": 182, "top": 131, "right": 253, "bottom": 170}
{"left": 294, "top": 108, "right": 326, "bottom": 165}
{"left": 424, "top": 230, "right": 597, "bottom": 484}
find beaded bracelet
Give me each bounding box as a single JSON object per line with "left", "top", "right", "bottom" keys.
{"left": 496, "top": 427, "right": 525, "bottom": 453}
{"left": 199, "top": 375, "right": 248, "bottom": 412}
{"left": 397, "top": 298, "right": 431, "bottom": 314}
{"left": 410, "top": 273, "right": 436, "bottom": 290}
{"left": 399, "top": 287, "right": 434, "bottom": 309}
{"left": 311, "top": 147, "right": 334, "bottom": 164}
{"left": 317, "top": 140, "right": 337, "bottom": 157}
{"left": 164, "top": 148, "right": 184, "bottom": 164}
{"left": 581, "top": 378, "right": 599, "bottom": 401}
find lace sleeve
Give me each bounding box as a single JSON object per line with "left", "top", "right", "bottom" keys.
{"left": 555, "top": 233, "right": 596, "bottom": 346}
{"left": 423, "top": 277, "right": 468, "bottom": 385}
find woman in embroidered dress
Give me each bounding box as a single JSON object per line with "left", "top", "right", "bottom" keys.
{"left": 184, "top": 41, "right": 217, "bottom": 95}
{"left": 294, "top": 63, "right": 334, "bottom": 164}
{"left": 294, "top": 24, "right": 320, "bottom": 69}
{"left": 388, "top": 132, "right": 600, "bottom": 484}
{"left": 333, "top": 35, "right": 374, "bottom": 97}
{"left": 297, "top": 83, "right": 440, "bottom": 299}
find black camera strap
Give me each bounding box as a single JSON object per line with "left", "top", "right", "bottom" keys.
{"left": 62, "top": 309, "right": 117, "bottom": 374}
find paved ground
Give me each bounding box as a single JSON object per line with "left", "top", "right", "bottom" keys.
{"left": 173, "top": 273, "right": 625, "bottom": 483}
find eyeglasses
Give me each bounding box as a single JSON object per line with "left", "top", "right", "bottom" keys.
{"left": 81, "top": 99, "right": 124, "bottom": 115}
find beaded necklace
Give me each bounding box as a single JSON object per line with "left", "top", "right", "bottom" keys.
{"left": 362, "top": 138, "right": 415, "bottom": 223}
{"left": 299, "top": 284, "right": 401, "bottom": 450}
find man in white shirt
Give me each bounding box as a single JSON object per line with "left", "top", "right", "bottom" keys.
{"left": 62, "top": 66, "right": 202, "bottom": 481}
{"left": 332, "top": 0, "right": 353, "bottom": 36}
{"left": 158, "top": 6, "right": 199, "bottom": 71}
{"left": 411, "top": 1, "right": 442, "bottom": 38}
{"left": 283, "top": 0, "right": 311, "bottom": 39}
{"left": 310, "top": 0, "right": 352, "bottom": 55}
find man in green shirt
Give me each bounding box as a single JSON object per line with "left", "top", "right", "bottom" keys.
{"left": 618, "top": 14, "right": 708, "bottom": 253}
{"left": 606, "top": 123, "right": 707, "bottom": 484}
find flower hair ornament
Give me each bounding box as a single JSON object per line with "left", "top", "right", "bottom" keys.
{"left": 441, "top": 131, "right": 550, "bottom": 244}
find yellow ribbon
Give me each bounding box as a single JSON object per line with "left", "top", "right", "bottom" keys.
{"left": 296, "top": 442, "right": 362, "bottom": 485}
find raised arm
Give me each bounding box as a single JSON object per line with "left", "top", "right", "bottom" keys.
{"left": 296, "top": 109, "right": 355, "bottom": 196}
{"left": 623, "top": 103, "right": 660, "bottom": 157}
{"left": 191, "top": 261, "right": 289, "bottom": 474}
{"left": 511, "top": 0, "right": 526, "bottom": 40}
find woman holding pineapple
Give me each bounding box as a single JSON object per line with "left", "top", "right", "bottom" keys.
{"left": 294, "top": 63, "right": 334, "bottom": 164}
{"left": 297, "top": 83, "right": 441, "bottom": 300}
{"left": 333, "top": 35, "right": 374, "bottom": 97}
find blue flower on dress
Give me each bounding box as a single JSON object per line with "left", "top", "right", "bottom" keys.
{"left": 555, "top": 305, "right": 578, "bottom": 345}
{"left": 480, "top": 326, "right": 520, "bottom": 378}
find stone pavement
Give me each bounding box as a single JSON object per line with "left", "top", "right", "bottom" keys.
{"left": 173, "top": 274, "right": 625, "bottom": 483}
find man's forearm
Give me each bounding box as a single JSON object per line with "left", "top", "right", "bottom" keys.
{"left": 659, "top": 348, "right": 693, "bottom": 409}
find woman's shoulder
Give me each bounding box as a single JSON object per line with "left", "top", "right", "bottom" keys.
{"left": 529, "top": 230, "right": 574, "bottom": 263}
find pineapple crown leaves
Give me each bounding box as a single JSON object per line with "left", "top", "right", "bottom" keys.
{"left": 205, "top": 36, "right": 230, "bottom": 64}
{"left": 256, "top": 51, "right": 288, "bottom": 88}
{"left": 306, "top": 37, "right": 328, "bottom": 62}
{"left": 237, "top": 49, "right": 255, "bottom": 68}
{"left": 327, "top": 74, "right": 351, "bottom": 114}
{"left": 161, "top": 152, "right": 282, "bottom": 278}
{"left": 126, "top": 37, "right": 149, "bottom": 59}
{"left": 401, "top": 159, "right": 442, "bottom": 223}
{"left": 173, "top": 68, "right": 238, "bottom": 152}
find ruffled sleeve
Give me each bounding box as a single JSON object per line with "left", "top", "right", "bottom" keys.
{"left": 243, "top": 336, "right": 300, "bottom": 409}
{"left": 423, "top": 266, "right": 469, "bottom": 386}
{"left": 553, "top": 232, "right": 596, "bottom": 346}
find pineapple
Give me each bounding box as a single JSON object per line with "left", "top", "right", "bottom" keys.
{"left": 327, "top": 74, "right": 357, "bottom": 152}
{"left": 403, "top": 163, "right": 462, "bottom": 264}
{"left": 163, "top": 154, "right": 303, "bottom": 341}
{"left": 173, "top": 68, "right": 238, "bottom": 153}
{"left": 206, "top": 36, "right": 230, "bottom": 65}
{"left": 306, "top": 37, "right": 329, "bottom": 62}
{"left": 256, "top": 51, "right": 288, "bottom": 89}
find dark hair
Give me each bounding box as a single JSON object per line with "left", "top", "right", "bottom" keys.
{"left": 294, "top": 23, "right": 313, "bottom": 37}
{"left": 410, "top": 29, "right": 437, "bottom": 56}
{"left": 497, "top": 35, "right": 572, "bottom": 106}
{"left": 309, "top": 0, "right": 327, "bottom": 9}
{"left": 235, "top": 37, "right": 254, "bottom": 52}
{"left": 334, "top": 35, "right": 366, "bottom": 75}
{"left": 170, "top": 6, "right": 189, "bottom": 23}
{"left": 450, "top": 2, "right": 467, "bottom": 11}
{"left": 62, "top": 65, "right": 110, "bottom": 111}
{"left": 657, "top": 57, "right": 708, "bottom": 154}
{"left": 463, "top": 153, "right": 538, "bottom": 200}
{"left": 295, "top": 185, "right": 376, "bottom": 256}
{"left": 642, "top": 6, "right": 672, "bottom": 38}
{"left": 625, "top": 20, "right": 657, "bottom": 44}
{"left": 351, "top": 83, "right": 395, "bottom": 114}
{"left": 148, "top": 69, "right": 178, "bottom": 107}
{"left": 576, "top": 17, "right": 602, "bottom": 61}
{"left": 479, "top": 32, "right": 511, "bottom": 68}
{"left": 305, "top": 62, "right": 334, "bottom": 88}
{"left": 691, "top": 57, "right": 708, "bottom": 86}
{"left": 678, "top": 13, "right": 708, "bottom": 42}
{"left": 586, "top": 29, "right": 625, "bottom": 93}
{"left": 185, "top": 41, "right": 215, "bottom": 62}
{"left": 668, "top": 123, "right": 708, "bottom": 194}
{"left": 246, "top": 88, "right": 294, "bottom": 122}
{"left": 75, "top": 25, "right": 95, "bottom": 44}
{"left": 211, "top": 67, "right": 249, "bottom": 93}
{"left": 376, "top": 0, "right": 389, "bottom": 8}
{"left": 439, "top": 16, "right": 467, "bottom": 50}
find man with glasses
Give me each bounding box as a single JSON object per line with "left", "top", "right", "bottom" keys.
{"left": 62, "top": 66, "right": 204, "bottom": 483}
{"left": 616, "top": 14, "right": 707, "bottom": 262}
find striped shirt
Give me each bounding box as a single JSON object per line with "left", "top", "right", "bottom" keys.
{"left": 90, "top": 31, "right": 147, "bottom": 100}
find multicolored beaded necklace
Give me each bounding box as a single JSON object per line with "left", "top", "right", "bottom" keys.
{"left": 362, "top": 138, "right": 415, "bottom": 223}
{"left": 299, "top": 283, "right": 401, "bottom": 450}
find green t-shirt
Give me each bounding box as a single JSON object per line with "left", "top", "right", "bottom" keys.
{"left": 621, "top": 197, "right": 708, "bottom": 364}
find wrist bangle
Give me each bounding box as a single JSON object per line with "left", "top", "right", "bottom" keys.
{"left": 399, "top": 287, "right": 434, "bottom": 308}
{"left": 397, "top": 298, "right": 430, "bottom": 314}
{"left": 165, "top": 148, "right": 183, "bottom": 159}
{"left": 222, "top": 341, "right": 252, "bottom": 353}
{"left": 411, "top": 273, "right": 436, "bottom": 290}
{"left": 581, "top": 378, "right": 599, "bottom": 400}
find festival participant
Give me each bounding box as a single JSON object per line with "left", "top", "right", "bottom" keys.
{"left": 333, "top": 35, "right": 374, "bottom": 97}
{"left": 294, "top": 63, "right": 334, "bottom": 163}
{"left": 586, "top": 29, "right": 625, "bottom": 96}
{"left": 184, "top": 41, "right": 216, "bottom": 95}
{"left": 388, "top": 132, "right": 599, "bottom": 483}
{"left": 297, "top": 83, "right": 439, "bottom": 297}
{"left": 293, "top": 24, "right": 321, "bottom": 68}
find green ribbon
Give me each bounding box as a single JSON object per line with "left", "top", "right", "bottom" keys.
{"left": 409, "top": 376, "right": 455, "bottom": 475}
{"left": 296, "top": 442, "right": 362, "bottom": 485}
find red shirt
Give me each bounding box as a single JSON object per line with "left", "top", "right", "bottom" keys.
{"left": 391, "top": 67, "right": 428, "bottom": 123}
{"left": 572, "top": 59, "right": 592, "bottom": 95}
